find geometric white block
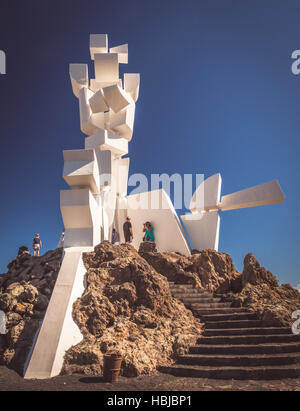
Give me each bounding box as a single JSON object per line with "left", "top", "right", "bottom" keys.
{"left": 190, "top": 173, "right": 222, "bottom": 212}
{"left": 112, "top": 157, "right": 130, "bottom": 197}
{"left": 220, "top": 180, "right": 285, "bottom": 211}
{"left": 124, "top": 73, "right": 140, "bottom": 103}
{"left": 69, "top": 64, "right": 88, "bottom": 98}
{"left": 181, "top": 211, "right": 220, "bottom": 251}
{"left": 85, "top": 130, "right": 128, "bottom": 156}
{"left": 127, "top": 189, "right": 191, "bottom": 256}
{"left": 109, "top": 102, "right": 135, "bottom": 141}
{"left": 60, "top": 188, "right": 99, "bottom": 228}
{"left": 60, "top": 188, "right": 101, "bottom": 247}
{"left": 89, "top": 78, "right": 122, "bottom": 93}
{"left": 90, "top": 34, "right": 108, "bottom": 60}
{"left": 90, "top": 112, "right": 106, "bottom": 131}
{"left": 78, "top": 87, "right": 98, "bottom": 135}
{"left": 102, "top": 84, "right": 132, "bottom": 113}
{"left": 63, "top": 149, "right": 100, "bottom": 194}
{"left": 94, "top": 53, "right": 119, "bottom": 83}
{"left": 24, "top": 249, "right": 91, "bottom": 379}
{"left": 109, "top": 44, "right": 128, "bottom": 64}
{"left": 89, "top": 89, "right": 109, "bottom": 113}
{"left": 95, "top": 150, "right": 113, "bottom": 189}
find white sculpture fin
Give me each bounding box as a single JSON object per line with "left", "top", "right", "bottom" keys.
{"left": 220, "top": 180, "right": 285, "bottom": 211}
{"left": 190, "top": 173, "right": 222, "bottom": 212}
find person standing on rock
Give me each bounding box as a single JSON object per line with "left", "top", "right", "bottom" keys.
{"left": 32, "top": 233, "right": 42, "bottom": 257}
{"left": 143, "top": 222, "right": 155, "bottom": 242}
{"left": 111, "top": 228, "right": 120, "bottom": 245}
{"left": 123, "top": 217, "right": 133, "bottom": 243}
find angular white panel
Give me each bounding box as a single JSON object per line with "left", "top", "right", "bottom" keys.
{"left": 69, "top": 64, "right": 88, "bottom": 98}
{"left": 112, "top": 157, "right": 130, "bottom": 197}
{"left": 89, "top": 89, "right": 109, "bottom": 113}
{"left": 110, "top": 43, "right": 128, "bottom": 64}
{"left": 60, "top": 188, "right": 101, "bottom": 247}
{"left": 63, "top": 149, "right": 100, "bottom": 194}
{"left": 89, "top": 79, "right": 122, "bottom": 93}
{"left": 94, "top": 53, "right": 119, "bottom": 83}
{"left": 96, "top": 150, "right": 113, "bottom": 189}
{"left": 114, "top": 196, "right": 128, "bottom": 243}
{"left": 181, "top": 211, "right": 220, "bottom": 251}
{"left": 109, "top": 102, "right": 135, "bottom": 141}
{"left": 90, "top": 112, "right": 106, "bottom": 131}
{"left": 190, "top": 173, "right": 222, "bottom": 212}
{"left": 90, "top": 34, "right": 108, "bottom": 60}
{"left": 220, "top": 180, "right": 285, "bottom": 211}
{"left": 78, "top": 87, "right": 98, "bottom": 135}
{"left": 101, "top": 190, "right": 117, "bottom": 241}
{"left": 24, "top": 249, "right": 91, "bottom": 379}
{"left": 102, "top": 84, "right": 132, "bottom": 113}
{"left": 127, "top": 189, "right": 191, "bottom": 256}
{"left": 124, "top": 73, "right": 140, "bottom": 102}
{"left": 60, "top": 189, "right": 98, "bottom": 227}
{"left": 85, "top": 131, "right": 128, "bottom": 156}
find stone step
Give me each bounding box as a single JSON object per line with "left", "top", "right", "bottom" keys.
{"left": 190, "top": 342, "right": 300, "bottom": 355}
{"left": 190, "top": 302, "right": 232, "bottom": 309}
{"left": 205, "top": 320, "right": 263, "bottom": 329}
{"left": 193, "top": 307, "right": 249, "bottom": 315}
{"left": 169, "top": 284, "right": 194, "bottom": 289}
{"left": 170, "top": 288, "right": 205, "bottom": 295}
{"left": 197, "top": 334, "right": 300, "bottom": 345}
{"left": 204, "top": 327, "right": 292, "bottom": 336}
{"left": 159, "top": 363, "right": 300, "bottom": 380}
{"left": 181, "top": 297, "right": 221, "bottom": 304}
{"left": 178, "top": 352, "right": 300, "bottom": 367}
{"left": 199, "top": 312, "right": 258, "bottom": 322}
{"left": 173, "top": 293, "right": 213, "bottom": 299}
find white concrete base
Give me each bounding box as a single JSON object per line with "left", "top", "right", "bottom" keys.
{"left": 24, "top": 247, "right": 92, "bottom": 379}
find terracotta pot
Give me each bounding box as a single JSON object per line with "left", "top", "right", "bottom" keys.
{"left": 103, "top": 354, "right": 122, "bottom": 382}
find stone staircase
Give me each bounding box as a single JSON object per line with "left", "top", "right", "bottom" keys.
{"left": 161, "top": 283, "right": 300, "bottom": 380}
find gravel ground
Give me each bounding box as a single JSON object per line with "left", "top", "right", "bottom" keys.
{"left": 0, "top": 366, "right": 300, "bottom": 391}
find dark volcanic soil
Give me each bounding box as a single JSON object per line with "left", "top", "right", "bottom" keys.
{"left": 0, "top": 366, "right": 299, "bottom": 391}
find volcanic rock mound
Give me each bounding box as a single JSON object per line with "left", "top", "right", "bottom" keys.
{"left": 0, "top": 247, "right": 63, "bottom": 374}
{"left": 139, "top": 243, "right": 240, "bottom": 293}
{"left": 224, "top": 253, "right": 300, "bottom": 327}
{"left": 62, "top": 242, "right": 202, "bottom": 377}
{"left": 139, "top": 245, "right": 300, "bottom": 327}
{"left": 1, "top": 242, "right": 298, "bottom": 378}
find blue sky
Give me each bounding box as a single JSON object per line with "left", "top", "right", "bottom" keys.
{"left": 0, "top": 0, "right": 299, "bottom": 286}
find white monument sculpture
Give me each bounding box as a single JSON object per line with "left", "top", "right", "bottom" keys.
{"left": 182, "top": 174, "right": 285, "bottom": 251}
{"left": 24, "top": 34, "right": 285, "bottom": 379}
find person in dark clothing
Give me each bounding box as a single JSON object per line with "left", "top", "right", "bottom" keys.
{"left": 123, "top": 217, "right": 133, "bottom": 243}
{"left": 32, "top": 233, "right": 42, "bottom": 256}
